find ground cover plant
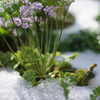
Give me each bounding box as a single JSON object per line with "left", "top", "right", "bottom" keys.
{"left": 0, "top": 0, "right": 77, "bottom": 85}
{"left": 0, "top": 0, "right": 99, "bottom": 100}
{"left": 58, "top": 30, "right": 100, "bottom": 53}
{"left": 90, "top": 85, "right": 100, "bottom": 100}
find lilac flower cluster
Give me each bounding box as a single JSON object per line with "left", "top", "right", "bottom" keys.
{"left": 1, "top": 1, "right": 59, "bottom": 29}
{"left": 32, "top": 1, "right": 43, "bottom": 10}
{"left": 0, "top": 17, "right": 5, "bottom": 27}
{"left": 0, "top": 17, "right": 12, "bottom": 27}
{"left": 58, "top": 0, "right": 74, "bottom": 10}
{"left": 0, "top": 17, "right": 10, "bottom": 27}
{"left": 13, "top": 17, "right": 22, "bottom": 27}
{"left": 0, "top": 7, "right": 4, "bottom": 13}
{"left": 37, "top": 16, "right": 45, "bottom": 31}
{"left": 20, "top": 1, "right": 43, "bottom": 16}
{"left": 1, "top": 0, "right": 20, "bottom": 9}
{"left": 21, "top": 0, "right": 29, "bottom": 3}
{"left": 6, "top": 2, "right": 12, "bottom": 8}
{"left": 43, "top": 6, "right": 59, "bottom": 17}
{"left": 18, "top": 1, "right": 44, "bottom": 29}
{"left": 11, "top": 16, "right": 38, "bottom": 29}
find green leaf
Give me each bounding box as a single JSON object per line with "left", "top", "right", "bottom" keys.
{"left": 15, "top": 47, "right": 44, "bottom": 63}
{"left": 62, "top": 52, "right": 78, "bottom": 62}
{"left": 90, "top": 85, "right": 100, "bottom": 100}
{"left": 57, "top": 52, "right": 78, "bottom": 62}
{"left": 0, "top": 27, "right": 9, "bottom": 35}
{"left": 0, "top": 51, "right": 13, "bottom": 66}
{"left": 59, "top": 72, "right": 78, "bottom": 100}
{"left": 22, "top": 70, "right": 37, "bottom": 86}
{"left": 74, "top": 70, "right": 86, "bottom": 79}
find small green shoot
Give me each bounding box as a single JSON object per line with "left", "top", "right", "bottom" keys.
{"left": 59, "top": 72, "right": 78, "bottom": 100}
{"left": 90, "top": 85, "right": 100, "bottom": 100}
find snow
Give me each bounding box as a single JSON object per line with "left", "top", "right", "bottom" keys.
{"left": 0, "top": 69, "right": 66, "bottom": 100}
{"left": 53, "top": 0, "right": 100, "bottom": 42}
{"left": 0, "top": 0, "right": 100, "bottom": 100}
{"left": 0, "top": 50, "right": 100, "bottom": 100}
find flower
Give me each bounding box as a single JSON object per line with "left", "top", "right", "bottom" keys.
{"left": 23, "top": 12, "right": 29, "bottom": 16}
{"left": 0, "top": 17, "right": 5, "bottom": 26}
{"left": 22, "top": 23, "right": 29, "bottom": 29}
{"left": 26, "top": 2, "right": 31, "bottom": 7}
{"left": 54, "top": 6, "right": 59, "bottom": 10}
{"left": 6, "top": 2, "right": 12, "bottom": 8}
{"left": 21, "top": 0, "right": 29, "bottom": 3}
{"left": 43, "top": 6, "right": 58, "bottom": 17}
{"left": 0, "top": 7, "right": 4, "bottom": 13}
{"left": 28, "top": 7, "right": 35, "bottom": 15}
{"left": 20, "top": 6, "right": 27, "bottom": 14}
{"left": 5, "top": 21, "right": 11, "bottom": 27}
{"left": 13, "top": 17, "right": 22, "bottom": 26}
{"left": 14, "top": 0, "right": 20, "bottom": 5}
{"left": 43, "top": 6, "right": 51, "bottom": 14}
{"left": 32, "top": 1, "right": 43, "bottom": 10}
{"left": 0, "top": 1, "right": 3, "bottom": 6}
{"left": 48, "top": 9, "right": 55, "bottom": 17}
{"left": 0, "top": 17, "right": 5, "bottom": 22}
{"left": 0, "top": 20, "right": 3, "bottom": 27}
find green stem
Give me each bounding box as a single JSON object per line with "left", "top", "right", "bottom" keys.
{"left": 0, "top": 32, "right": 23, "bottom": 64}
{"left": 10, "top": 15, "right": 25, "bottom": 52}
{"left": 14, "top": 12, "right": 40, "bottom": 73}
{"left": 45, "top": 14, "right": 66, "bottom": 73}
{"left": 53, "top": 10, "right": 58, "bottom": 52}
{"left": 45, "top": 17, "right": 48, "bottom": 54}
{"left": 34, "top": 16, "right": 41, "bottom": 53}
{"left": 48, "top": 18, "right": 53, "bottom": 52}
{"left": 41, "top": 30, "right": 43, "bottom": 53}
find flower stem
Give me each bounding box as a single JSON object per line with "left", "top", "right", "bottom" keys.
{"left": 45, "top": 17, "right": 48, "bottom": 54}
{"left": 34, "top": 16, "right": 41, "bottom": 53}
{"left": 48, "top": 18, "right": 53, "bottom": 52}
{"left": 41, "top": 30, "right": 43, "bottom": 53}
{"left": 45, "top": 14, "right": 66, "bottom": 73}
{"left": 0, "top": 31, "right": 23, "bottom": 64}
{"left": 53, "top": 10, "right": 58, "bottom": 52}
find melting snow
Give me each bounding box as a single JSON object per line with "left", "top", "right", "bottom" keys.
{"left": 0, "top": 50, "right": 100, "bottom": 100}
{"left": 53, "top": 0, "right": 100, "bottom": 42}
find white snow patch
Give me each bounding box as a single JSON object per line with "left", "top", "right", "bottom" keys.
{"left": 0, "top": 50, "right": 100, "bottom": 100}
{"left": 53, "top": 0, "right": 100, "bottom": 42}
{"left": 0, "top": 68, "right": 65, "bottom": 100}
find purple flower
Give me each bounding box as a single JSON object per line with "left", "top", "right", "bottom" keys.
{"left": 22, "top": 23, "right": 29, "bottom": 29}
{"left": 28, "top": 7, "right": 34, "bottom": 15}
{"left": 23, "top": 12, "right": 29, "bottom": 16}
{"left": 26, "top": 2, "right": 31, "bottom": 7}
{"left": 0, "top": 20, "right": 3, "bottom": 26}
{"left": 43, "top": 6, "right": 51, "bottom": 14}
{"left": 21, "top": 0, "right": 29, "bottom": 3}
{"left": 48, "top": 9, "right": 55, "bottom": 17}
{"left": 0, "top": 7, "right": 4, "bottom": 13}
{"left": 22, "top": 17, "right": 28, "bottom": 22}
{"left": 13, "top": 17, "right": 22, "bottom": 26}
{"left": 5, "top": 21, "right": 11, "bottom": 27}
{"left": 6, "top": 2, "right": 12, "bottom": 8}
{"left": 43, "top": 6, "right": 58, "bottom": 17}
{"left": 0, "top": 17, "right": 5, "bottom": 22}
{"left": 0, "top": 17, "right": 5, "bottom": 26}
{"left": 54, "top": 6, "right": 59, "bottom": 10}
{"left": 29, "top": 16, "right": 34, "bottom": 23}
{"left": 46, "top": 18, "right": 48, "bottom": 21}
{"left": 32, "top": 1, "right": 43, "bottom": 10}
{"left": 20, "top": 6, "right": 27, "bottom": 13}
